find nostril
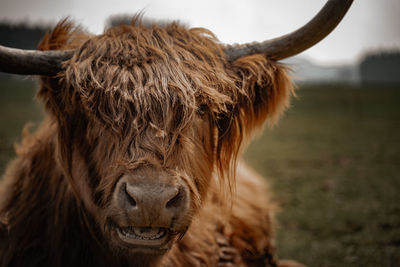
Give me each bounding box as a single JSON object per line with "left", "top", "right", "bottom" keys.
{"left": 166, "top": 189, "right": 184, "bottom": 209}
{"left": 121, "top": 183, "right": 137, "bottom": 207}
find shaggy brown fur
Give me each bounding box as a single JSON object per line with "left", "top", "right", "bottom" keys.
{"left": 0, "top": 17, "right": 299, "bottom": 266}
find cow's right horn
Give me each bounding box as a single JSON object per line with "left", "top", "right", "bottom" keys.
{"left": 0, "top": 45, "right": 74, "bottom": 76}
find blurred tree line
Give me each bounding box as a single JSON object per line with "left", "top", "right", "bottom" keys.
{"left": 0, "top": 21, "right": 49, "bottom": 49}
{"left": 360, "top": 50, "right": 400, "bottom": 85}
{"left": 0, "top": 21, "right": 49, "bottom": 79}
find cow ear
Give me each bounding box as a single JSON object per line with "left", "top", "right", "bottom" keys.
{"left": 230, "top": 54, "right": 294, "bottom": 130}
{"left": 215, "top": 55, "right": 294, "bottom": 176}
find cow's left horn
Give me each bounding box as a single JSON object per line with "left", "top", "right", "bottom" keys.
{"left": 0, "top": 45, "right": 74, "bottom": 76}
{"left": 224, "top": 0, "right": 353, "bottom": 61}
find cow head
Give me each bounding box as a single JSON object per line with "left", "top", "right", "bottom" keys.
{"left": 36, "top": 19, "right": 294, "bottom": 254}
{"left": 0, "top": 0, "right": 353, "bottom": 257}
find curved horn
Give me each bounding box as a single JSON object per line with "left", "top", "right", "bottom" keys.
{"left": 0, "top": 45, "right": 74, "bottom": 76}
{"left": 224, "top": 0, "right": 353, "bottom": 61}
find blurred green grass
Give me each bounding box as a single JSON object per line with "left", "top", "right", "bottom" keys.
{"left": 0, "top": 80, "right": 399, "bottom": 266}
{"left": 0, "top": 79, "right": 43, "bottom": 174}
{"left": 245, "top": 84, "right": 400, "bottom": 266}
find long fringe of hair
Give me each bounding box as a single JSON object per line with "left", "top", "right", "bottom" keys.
{"left": 37, "top": 17, "right": 294, "bottom": 195}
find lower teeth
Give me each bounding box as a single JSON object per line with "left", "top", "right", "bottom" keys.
{"left": 120, "top": 227, "right": 165, "bottom": 240}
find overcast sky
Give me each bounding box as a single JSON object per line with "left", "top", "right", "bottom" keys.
{"left": 0, "top": 0, "right": 399, "bottom": 65}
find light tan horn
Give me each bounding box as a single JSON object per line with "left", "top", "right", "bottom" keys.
{"left": 224, "top": 0, "right": 353, "bottom": 61}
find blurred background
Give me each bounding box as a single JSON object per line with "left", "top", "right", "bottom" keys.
{"left": 0, "top": 0, "right": 399, "bottom": 266}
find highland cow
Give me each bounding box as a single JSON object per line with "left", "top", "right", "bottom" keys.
{"left": 0, "top": 1, "right": 352, "bottom": 266}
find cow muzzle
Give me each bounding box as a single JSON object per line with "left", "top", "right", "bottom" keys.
{"left": 110, "top": 169, "right": 190, "bottom": 252}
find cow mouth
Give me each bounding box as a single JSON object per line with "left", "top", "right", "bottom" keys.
{"left": 116, "top": 226, "right": 170, "bottom": 247}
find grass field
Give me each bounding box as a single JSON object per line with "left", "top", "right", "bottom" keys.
{"left": 0, "top": 80, "right": 399, "bottom": 266}
{"left": 0, "top": 79, "right": 43, "bottom": 174}
{"left": 245, "top": 84, "right": 400, "bottom": 266}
